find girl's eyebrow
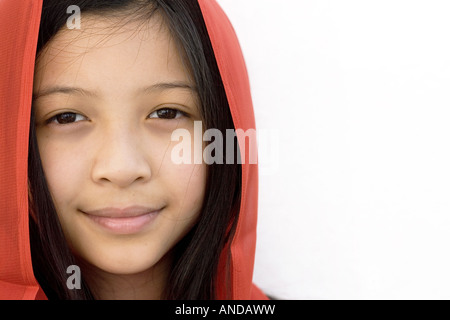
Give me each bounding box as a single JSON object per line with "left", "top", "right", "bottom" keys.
{"left": 32, "top": 86, "right": 98, "bottom": 101}
{"left": 32, "top": 81, "right": 197, "bottom": 101}
{"left": 138, "top": 81, "right": 197, "bottom": 94}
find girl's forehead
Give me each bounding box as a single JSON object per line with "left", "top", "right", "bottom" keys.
{"left": 37, "top": 13, "right": 170, "bottom": 64}
{"left": 62, "top": 13, "right": 165, "bottom": 42}
{"left": 34, "top": 13, "right": 192, "bottom": 97}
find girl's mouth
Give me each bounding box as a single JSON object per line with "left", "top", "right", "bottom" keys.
{"left": 82, "top": 206, "right": 161, "bottom": 234}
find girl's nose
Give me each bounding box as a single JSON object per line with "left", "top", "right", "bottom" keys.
{"left": 90, "top": 127, "right": 152, "bottom": 188}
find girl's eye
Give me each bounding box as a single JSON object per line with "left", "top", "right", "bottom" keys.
{"left": 48, "top": 112, "right": 87, "bottom": 125}
{"left": 148, "top": 108, "right": 184, "bottom": 120}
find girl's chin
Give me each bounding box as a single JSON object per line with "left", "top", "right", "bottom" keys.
{"left": 72, "top": 243, "right": 173, "bottom": 276}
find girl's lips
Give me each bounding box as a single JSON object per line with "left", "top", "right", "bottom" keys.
{"left": 82, "top": 206, "right": 161, "bottom": 234}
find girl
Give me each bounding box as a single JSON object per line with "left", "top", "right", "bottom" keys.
{"left": 0, "top": 0, "right": 266, "bottom": 300}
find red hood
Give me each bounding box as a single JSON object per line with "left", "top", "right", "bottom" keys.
{"left": 0, "top": 0, "right": 265, "bottom": 300}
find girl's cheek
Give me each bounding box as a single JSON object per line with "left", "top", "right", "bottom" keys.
{"left": 38, "top": 141, "right": 86, "bottom": 201}
{"left": 164, "top": 162, "right": 206, "bottom": 215}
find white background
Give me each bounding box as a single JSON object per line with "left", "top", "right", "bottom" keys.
{"left": 217, "top": 0, "right": 450, "bottom": 299}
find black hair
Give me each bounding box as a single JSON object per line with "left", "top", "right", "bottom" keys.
{"left": 29, "top": 0, "right": 241, "bottom": 299}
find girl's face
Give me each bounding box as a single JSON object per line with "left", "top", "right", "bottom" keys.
{"left": 32, "top": 14, "right": 206, "bottom": 284}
